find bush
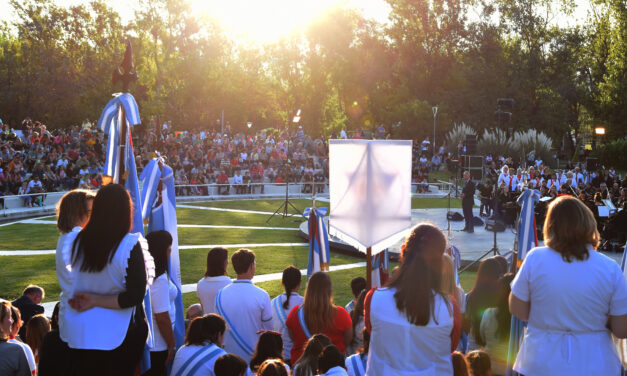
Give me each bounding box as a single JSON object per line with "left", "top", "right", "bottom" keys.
{"left": 511, "top": 129, "right": 554, "bottom": 165}
{"left": 477, "top": 128, "right": 510, "bottom": 157}
{"left": 592, "top": 140, "right": 627, "bottom": 170}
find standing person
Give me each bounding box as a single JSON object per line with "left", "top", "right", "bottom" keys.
{"left": 509, "top": 196, "right": 627, "bottom": 375}
{"left": 11, "top": 286, "right": 44, "bottom": 340}
{"left": 170, "top": 314, "right": 227, "bottom": 376}
{"left": 25, "top": 314, "right": 50, "bottom": 364}
{"left": 197, "top": 247, "right": 231, "bottom": 315}
{"left": 271, "top": 266, "right": 303, "bottom": 364}
{"left": 464, "top": 258, "right": 501, "bottom": 352}
{"left": 38, "top": 303, "right": 70, "bottom": 376}
{"left": 145, "top": 230, "right": 176, "bottom": 376}
{"left": 54, "top": 189, "right": 94, "bottom": 355}
{"left": 8, "top": 306, "right": 36, "bottom": 375}
{"left": 65, "top": 184, "right": 150, "bottom": 376}
{"left": 461, "top": 171, "right": 476, "bottom": 233}
{"left": 479, "top": 273, "right": 514, "bottom": 375}
{"left": 215, "top": 249, "right": 273, "bottom": 360}
{"left": 0, "top": 301, "right": 31, "bottom": 376}
{"left": 248, "top": 331, "right": 286, "bottom": 373}
{"left": 364, "top": 224, "right": 462, "bottom": 375}
{"left": 286, "top": 272, "right": 353, "bottom": 363}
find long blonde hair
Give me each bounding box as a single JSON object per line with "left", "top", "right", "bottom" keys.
{"left": 303, "top": 272, "right": 335, "bottom": 334}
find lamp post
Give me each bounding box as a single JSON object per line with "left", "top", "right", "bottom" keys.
{"left": 595, "top": 127, "right": 605, "bottom": 148}
{"left": 247, "top": 122, "right": 253, "bottom": 129}
{"left": 432, "top": 106, "right": 439, "bottom": 153}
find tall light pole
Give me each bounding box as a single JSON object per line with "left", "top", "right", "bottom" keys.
{"left": 432, "top": 106, "right": 439, "bottom": 152}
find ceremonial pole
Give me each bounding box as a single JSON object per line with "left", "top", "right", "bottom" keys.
{"left": 366, "top": 247, "right": 372, "bottom": 290}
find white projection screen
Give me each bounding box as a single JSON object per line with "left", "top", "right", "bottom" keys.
{"left": 328, "top": 139, "right": 412, "bottom": 255}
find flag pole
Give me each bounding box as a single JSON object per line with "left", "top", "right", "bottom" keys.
{"left": 366, "top": 246, "right": 372, "bottom": 290}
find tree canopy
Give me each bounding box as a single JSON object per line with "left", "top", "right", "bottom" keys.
{"left": 0, "top": 0, "right": 624, "bottom": 141}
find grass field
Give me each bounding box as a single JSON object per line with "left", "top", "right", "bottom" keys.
{"left": 0, "top": 197, "right": 473, "bottom": 308}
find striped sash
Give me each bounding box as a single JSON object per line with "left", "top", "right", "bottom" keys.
{"left": 173, "top": 344, "right": 223, "bottom": 376}
{"left": 272, "top": 295, "right": 288, "bottom": 330}
{"left": 297, "top": 305, "right": 312, "bottom": 338}
{"left": 215, "top": 289, "right": 254, "bottom": 357}
{"left": 347, "top": 354, "right": 367, "bottom": 376}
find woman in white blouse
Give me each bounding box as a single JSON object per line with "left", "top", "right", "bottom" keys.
{"left": 510, "top": 196, "right": 627, "bottom": 375}
{"left": 197, "top": 247, "right": 231, "bottom": 314}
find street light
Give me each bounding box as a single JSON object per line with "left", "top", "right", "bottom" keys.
{"left": 432, "top": 106, "right": 438, "bottom": 151}
{"left": 247, "top": 122, "right": 253, "bottom": 129}
{"left": 594, "top": 127, "right": 605, "bottom": 135}
{"left": 292, "top": 109, "right": 301, "bottom": 124}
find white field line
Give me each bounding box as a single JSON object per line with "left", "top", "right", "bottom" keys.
{"left": 0, "top": 243, "right": 309, "bottom": 256}
{"left": 177, "top": 204, "right": 302, "bottom": 217}
{"left": 41, "top": 261, "right": 366, "bottom": 316}
{"left": 16, "top": 219, "right": 298, "bottom": 231}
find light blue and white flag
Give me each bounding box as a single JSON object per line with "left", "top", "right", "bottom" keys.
{"left": 506, "top": 188, "right": 540, "bottom": 376}
{"left": 450, "top": 245, "right": 461, "bottom": 286}
{"left": 303, "top": 207, "right": 330, "bottom": 278}
{"left": 371, "top": 249, "right": 389, "bottom": 288}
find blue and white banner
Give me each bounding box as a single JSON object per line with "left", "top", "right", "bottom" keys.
{"left": 304, "top": 207, "right": 330, "bottom": 278}
{"left": 371, "top": 249, "right": 389, "bottom": 288}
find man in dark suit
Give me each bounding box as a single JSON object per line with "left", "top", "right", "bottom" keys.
{"left": 12, "top": 285, "right": 45, "bottom": 339}
{"left": 461, "top": 171, "right": 476, "bottom": 233}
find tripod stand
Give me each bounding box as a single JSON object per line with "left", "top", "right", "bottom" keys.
{"left": 460, "top": 224, "right": 501, "bottom": 273}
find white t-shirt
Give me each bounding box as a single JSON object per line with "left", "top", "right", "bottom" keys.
{"left": 215, "top": 280, "right": 273, "bottom": 360}
{"left": 55, "top": 227, "right": 81, "bottom": 342}
{"left": 366, "top": 288, "right": 453, "bottom": 375}
{"left": 479, "top": 308, "right": 508, "bottom": 375}
{"left": 150, "top": 273, "right": 178, "bottom": 351}
{"left": 271, "top": 292, "right": 304, "bottom": 360}
{"left": 232, "top": 175, "right": 243, "bottom": 184}
{"left": 197, "top": 276, "right": 231, "bottom": 314}
{"left": 8, "top": 339, "right": 36, "bottom": 374}
{"left": 511, "top": 246, "right": 627, "bottom": 376}
{"left": 170, "top": 343, "right": 225, "bottom": 376}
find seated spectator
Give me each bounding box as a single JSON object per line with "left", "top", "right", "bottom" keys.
{"left": 364, "top": 224, "right": 461, "bottom": 374}
{"left": 214, "top": 353, "right": 248, "bottom": 376}
{"left": 18, "top": 182, "right": 31, "bottom": 207}
{"left": 217, "top": 170, "right": 230, "bottom": 195}
{"left": 317, "top": 345, "right": 347, "bottom": 376}
{"left": 451, "top": 351, "right": 470, "bottom": 376}
{"left": 466, "top": 350, "right": 491, "bottom": 376}
{"left": 479, "top": 273, "right": 514, "bottom": 375}
{"left": 232, "top": 170, "right": 243, "bottom": 194}
{"left": 185, "top": 304, "right": 203, "bottom": 328}
{"left": 11, "top": 285, "right": 45, "bottom": 340}
{"left": 0, "top": 300, "right": 31, "bottom": 376}
{"left": 286, "top": 272, "right": 352, "bottom": 363}
{"left": 293, "top": 334, "right": 332, "bottom": 376}
{"left": 170, "top": 314, "right": 227, "bottom": 376}
{"left": 344, "top": 277, "right": 366, "bottom": 313}
{"left": 345, "top": 329, "right": 369, "bottom": 376}
{"left": 8, "top": 306, "right": 36, "bottom": 375}
{"left": 38, "top": 303, "right": 70, "bottom": 376}
{"left": 25, "top": 314, "right": 50, "bottom": 364}
{"left": 257, "top": 359, "right": 288, "bottom": 376}
{"left": 249, "top": 331, "right": 286, "bottom": 373}
{"left": 197, "top": 247, "right": 231, "bottom": 315}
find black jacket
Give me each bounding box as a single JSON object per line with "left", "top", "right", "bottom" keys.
{"left": 462, "top": 179, "right": 476, "bottom": 205}
{"left": 12, "top": 295, "right": 44, "bottom": 339}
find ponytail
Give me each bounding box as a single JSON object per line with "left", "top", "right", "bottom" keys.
{"left": 281, "top": 266, "right": 302, "bottom": 310}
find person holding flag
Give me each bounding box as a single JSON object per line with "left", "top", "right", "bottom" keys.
{"left": 509, "top": 196, "right": 627, "bottom": 375}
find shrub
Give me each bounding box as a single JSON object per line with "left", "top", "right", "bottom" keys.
{"left": 477, "top": 128, "right": 510, "bottom": 157}
{"left": 592, "top": 140, "right": 627, "bottom": 170}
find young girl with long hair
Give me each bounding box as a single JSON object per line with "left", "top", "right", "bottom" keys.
{"left": 364, "top": 224, "right": 462, "bottom": 374}
{"left": 293, "top": 334, "right": 332, "bottom": 376}
{"left": 271, "top": 266, "right": 303, "bottom": 364}
{"left": 249, "top": 331, "right": 286, "bottom": 373}
{"left": 286, "top": 272, "right": 352, "bottom": 363}
{"left": 464, "top": 257, "right": 501, "bottom": 350}
{"left": 479, "top": 273, "right": 514, "bottom": 375}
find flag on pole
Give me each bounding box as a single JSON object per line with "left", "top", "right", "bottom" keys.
{"left": 506, "top": 189, "right": 540, "bottom": 376}
{"left": 141, "top": 159, "right": 186, "bottom": 351}
{"left": 303, "top": 207, "right": 330, "bottom": 278}
{"left": 371, "top": 249, "right": 390, "bottom": 288}
{"left": 450, "top": 245, "right": 462, "bottom": 286}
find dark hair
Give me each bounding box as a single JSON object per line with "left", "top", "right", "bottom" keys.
{"left": 205, "top": 247, "right": 228, "bottom": 277}
{"left": 350, "top": 290, "right": 366, "bottom": 333}
{"left": 544, "top": 196, "right": 599, "bottom": 262}
{"left": 26, "top": 314, "right": 50, "bottom": 358}
{"left": 451, "top": 351, "right": 470, "bottom": 376}
{"left": 294, "top": 334, "right": 332, "bottom": 376}
{"left": 257, "top": 359, "right": 288, "bottom": 376}
{"left": 231, "top": 248, "right": 255, "bottom": 275}
{"left": 388, "top": 224, "right": 447, "bottom": 326}
{"left": 72, "top": 184, "right": 132, "bottom": 272}
{"left": 495, "top": 273, "right": 514, "bottom": 341}
{"left": 50, "top": 302, "right": 60, "bottom": 330}
{"left": 185, "top": 314, "right": 226, "bottom": 346}
{"left": 10, "top": 306, "right": 22, "bottom": 332}
{"left": 466, "top": 350, "right": 491, "bottom": 376}
{"left": 358, "top": 327, "right": 370, "bottom": 356}
{"left": 281, "top": 266, "right": 301, "bottom": 310}
{"left": 214, "top": 354, "right": 248, "bottom": 376}
{"left": 466, "top": 258, "right": 501, "bottom": 347}
{"left": 146, "top": 230, "right": 173, "bottom": 277}
{"left": 492, "top": 255, "right": 508, "bottom": 276}
{"left": 250, "top": 331, "right": 284, "bottom": 372}
{"left": 23, "top": 285, "right": 44, "bottom": 298}
{"left": 318, "top": 345, "right": 345, "bottom": 373}
{"left": 56, "top": 189, "right": 94, "bottom": 233}
{"left": 0, "top": 301, "right": 11, "bottom": 341}
{"left": 350, "top": 277, "right": 366, "bottom": 297}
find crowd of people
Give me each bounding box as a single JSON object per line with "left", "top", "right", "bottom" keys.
{"left": 2, "top": 184, "right": 627, "bottom": 376}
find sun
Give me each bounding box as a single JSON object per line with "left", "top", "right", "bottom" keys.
{"left": 190, "top": 0, "right": 352, "bottom": 45}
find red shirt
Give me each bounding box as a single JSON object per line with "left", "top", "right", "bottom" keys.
{"left": 285, "top": 304, "right": 352, "bottom": 363}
